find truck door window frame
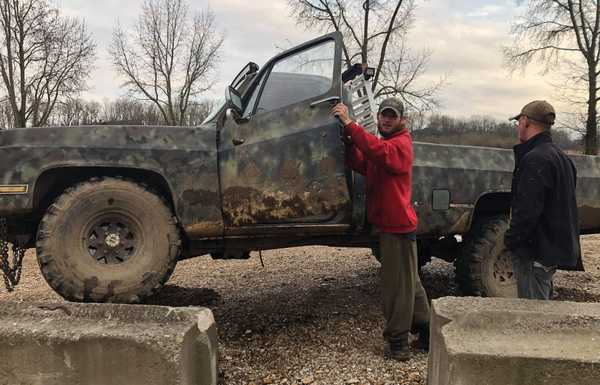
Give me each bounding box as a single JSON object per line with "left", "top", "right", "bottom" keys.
{"left": 244, "top": 38, "right": 337, "bottom": 118}
{"left": 243, "top": 72, "right": 267, "bottom": 118}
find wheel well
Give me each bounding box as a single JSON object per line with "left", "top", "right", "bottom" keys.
{"left": 33, "top": 167, "right": 176, "bottom": 218}
{"left": 469, "top": 192, "right": 511, "bottom": 229}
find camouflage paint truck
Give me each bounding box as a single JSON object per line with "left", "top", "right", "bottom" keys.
{"left": 1, "top": 32, "right": 599, "bottom": 302}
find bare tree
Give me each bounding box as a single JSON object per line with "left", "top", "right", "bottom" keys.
{"left": 97, "top": 96, "right": 214, "bottom": 126}
{"left": 289, "top": 0, "right": 444, "bottom": 112}
{"left": 101, "top": 97, "right": 162, "bottom": 125}
{"left": 185, "top": 99, "right": 216, "bottom": 125}
{"left": 48, "top": 98, "right": 102, "bottom": 126}
{"left": 0, "top": 98, "right": 13, "bottom": 128}
{"left": 110, "top": 0, "right": 223, "bottom": 126}
{"left": 0, "top": 0, "right": 96, "bottom": 128}
{"left": 504, "top": 0, "right": 600, "bottom": 155}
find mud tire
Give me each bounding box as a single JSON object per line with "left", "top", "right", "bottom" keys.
{"left": 36, "top": 178, "right": 180, "bottom": 303}
{"left": 455, "top": 215, "right": 518, "bottom": 297}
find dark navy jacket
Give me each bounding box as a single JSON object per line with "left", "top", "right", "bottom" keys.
{"left": 504, "top": 131, "right": 582, "bottom": 269}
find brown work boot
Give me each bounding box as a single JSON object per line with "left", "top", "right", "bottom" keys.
{"left": 387, "top": 335, "right": 411, "bottom": 361}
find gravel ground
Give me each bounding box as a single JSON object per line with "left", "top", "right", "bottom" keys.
{"left": 1, "top": 235, "right": 599, "bottom": 385}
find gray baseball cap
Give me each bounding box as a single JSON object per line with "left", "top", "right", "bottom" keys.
{"left": 378, "top": 97, "right": 404, "bottom": 117}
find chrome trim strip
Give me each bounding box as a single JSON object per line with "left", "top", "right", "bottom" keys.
{"left": 0, "top": 184, "right": 29, "bottom": 194}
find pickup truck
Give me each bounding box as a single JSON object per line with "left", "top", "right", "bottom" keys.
{"left": 0, "top": 32, "right": 599, "bottom": 302}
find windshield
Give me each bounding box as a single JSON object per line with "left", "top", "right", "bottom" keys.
{"left": 201, "top": 100, "right": 226, "bottom": 124}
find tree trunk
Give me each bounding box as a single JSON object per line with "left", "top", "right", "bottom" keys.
{"left": 14, "top": 109, "right": 25, "bottom": 128}
{"left": 586, "top": 67, "right": 598, "bottom": 155}
{"left": 362, "top": 1, "right": 369, "bottom": 66}
{"left": 585, "top": 110, "right": 598, "bottom": 155}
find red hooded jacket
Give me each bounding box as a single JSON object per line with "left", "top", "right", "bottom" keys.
{"left": 344, "top": 121, "right": 417, "bottom": 234}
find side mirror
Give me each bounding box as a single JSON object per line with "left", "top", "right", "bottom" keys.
{"left": 225, "top": 86, "right": 243, "bottom": 117}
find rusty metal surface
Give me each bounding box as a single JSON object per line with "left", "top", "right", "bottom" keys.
{"left": 219, "top": 104, "right": 351, "bottom": 227}
{"left": 184, "top": 221, "right": 224, "bottom": 239}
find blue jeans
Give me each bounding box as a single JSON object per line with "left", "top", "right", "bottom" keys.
{"left": 511, "top": 253, "right": 556, "bottom": 300}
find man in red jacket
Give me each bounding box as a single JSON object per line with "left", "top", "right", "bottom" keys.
{"left": 332, "top": 98, "right": 430, "bottom": 361}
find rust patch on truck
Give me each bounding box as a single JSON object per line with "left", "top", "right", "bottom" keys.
{"left": 222, "top": 187, "right": 308, "bottom": 226}
{"left": 222, "top": 180, "right": 349, "bottom": 226}
{"left": 185, "top": 221, "right": 224, "bottom": 238}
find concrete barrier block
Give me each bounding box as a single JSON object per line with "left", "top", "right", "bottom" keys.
{"left": 0, "top": 301, "right": 217, "bottom": 385}
{"left": 427, "top": 297, "right": 600, "bottom": 385}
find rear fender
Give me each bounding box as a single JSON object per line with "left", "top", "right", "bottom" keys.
{"left": 468, "top": 191, "right": 511, "bottom": 232}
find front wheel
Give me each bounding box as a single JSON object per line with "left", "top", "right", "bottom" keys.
{"left": 36, "top": 178, "right": 181, "bottom": 303}
{"left": 454, "top": 215, "right": 518, "bottom": 297}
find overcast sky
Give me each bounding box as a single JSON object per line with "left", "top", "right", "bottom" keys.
{"left": 57, "top": 0, "right": 568, "bottom": 122}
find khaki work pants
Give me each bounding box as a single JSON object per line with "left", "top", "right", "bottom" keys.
{"left": 379, "top": 232, "right": 430, "bottom": 340}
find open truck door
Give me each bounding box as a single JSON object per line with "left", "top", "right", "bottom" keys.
{"left": 218, "top": 32, "right": 352, "bottom": 234}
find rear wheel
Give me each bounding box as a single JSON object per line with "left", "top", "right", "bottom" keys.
{"left": 455, "top": 215, "right": 518, "bottom": 297}
{"left": 36, "top": 178, "right": 180, "bottom": 303}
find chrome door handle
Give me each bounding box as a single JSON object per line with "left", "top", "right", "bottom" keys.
{"left": 310, "top": 96, "right": 341, "bottom": 108}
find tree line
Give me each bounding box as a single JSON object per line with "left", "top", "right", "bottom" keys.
{"left": 410, "top": 113, "right": 579, "bottom": 151}
{"left": 0, "top": 97, "right": 215, "bottom": 128}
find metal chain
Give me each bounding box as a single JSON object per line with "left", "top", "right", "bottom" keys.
{"left": 0, "top": 218, "right": 26, "bottom": 292}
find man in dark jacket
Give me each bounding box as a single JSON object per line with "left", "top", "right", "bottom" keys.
{"left": 332, "top": 98, "right": 430, "bottom": 361}
{"left": 505, "top": 100, "right": 581, "bottom": 300}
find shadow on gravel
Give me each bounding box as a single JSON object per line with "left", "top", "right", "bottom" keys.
{"left": 140, "top": 260, "right": 458, "bottom": 342}
{"left": 421, "top": 259, "right": 458, "bottom": 299}
{"left": 143, "top": 261, "right": 456, "bottom": 341}
{"left": 215, "top": 274, "right": 383, "bottom": 340}
{"left": 145, "top": 285, "right": 221, "bottom": 307}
